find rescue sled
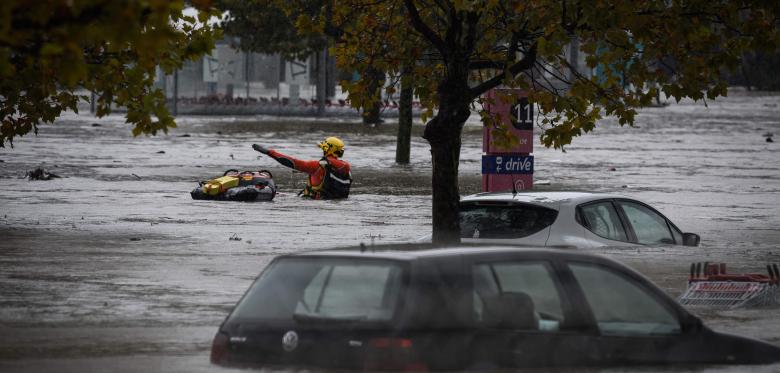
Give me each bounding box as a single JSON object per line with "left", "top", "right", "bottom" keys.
{"left": 191, "top": 169, "right": 276, "bottom": 202}
{"left": 678, "top": 262, "right": 780, "bottom": 308}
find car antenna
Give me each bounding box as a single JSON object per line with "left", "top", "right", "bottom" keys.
{"left": 511, "top": 173, "right": 518, "bottom": 196}
{"left": 360, "top": 243, "right": 367, "bottom": 252}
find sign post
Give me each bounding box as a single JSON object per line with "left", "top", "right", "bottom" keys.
{"left": 482, "top": 89, "right": 534, "bottom": 192}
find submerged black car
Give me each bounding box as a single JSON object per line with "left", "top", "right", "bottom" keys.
{"left": 211, "top": 244, "right": 780, "bottom": 370}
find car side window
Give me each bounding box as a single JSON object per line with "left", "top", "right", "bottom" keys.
{"left": 473, "top": 262, "right": 565, "bottom": 331}
{"left": 569, "top": 263, "right": 681, "bottom": 336}
{"left": 616, "top": 201, "right": 674, "bottom": 245}
{"left": 579, "top": 201, "right": 628, "bottom": 242}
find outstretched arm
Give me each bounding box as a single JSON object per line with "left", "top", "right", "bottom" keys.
{"left": 253, "top": 144, "right": 320, "bottom": 174}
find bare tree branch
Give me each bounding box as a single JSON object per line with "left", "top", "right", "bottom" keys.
{"left": 469, "top": 43, "right": 537, "bottom": 98}
{"left": 469, "top": 60, "right": 509, "bottom": 69}
{"left": 403, "top": 0, "right": 448, "bottom": 58}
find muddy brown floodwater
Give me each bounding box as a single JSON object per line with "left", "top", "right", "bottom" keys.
{"left": 1, "top": 91, "right": 779, "bottom": 372}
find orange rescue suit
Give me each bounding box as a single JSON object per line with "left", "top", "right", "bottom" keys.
{"left": 267, "top": 149, "right": 352, "bottom": 199}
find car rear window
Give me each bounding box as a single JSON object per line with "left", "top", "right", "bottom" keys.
{"left": 460, "top": 202, "right": 558, "bottom": 239}
{"left": 228, "top": 257, "right": 405, "bottom": 323}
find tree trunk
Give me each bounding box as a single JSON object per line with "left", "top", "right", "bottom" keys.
{"left": 396, "top": 70, "right": 413, "bottom": 164}
{"left": 363, "top": 102, "right": 382, "bottom": 124}
{"left": 740, "top": 54, "right": 754, "bottom": 91}
{"left": 245, "top": 52, "right": 251, "bottom": 99}
{"left": 172, "top": 70, "right": 179, "bottom": 117}
{"left": 425, "top": 87, "right": 471, "bottom": 244}
{"left": 363, "top": 66, "right": 384, "bottom": 125}
{"left": 316, "top": 48, "right": 327, "bottom": 116}
{"left": 568, "top": 36, "right": 579, "bottom": 81}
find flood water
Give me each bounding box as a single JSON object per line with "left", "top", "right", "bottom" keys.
{"left": 0, "top": 91, "right": 779, "bottom": 372}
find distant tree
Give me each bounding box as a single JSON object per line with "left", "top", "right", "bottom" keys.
{"left": 219, "top": 0, "right": 400, "bottom": 152}
{"left": 217, "top": 0, "right": 325, "bottom": 59}
{"left": 730, "top": 51, "right": 780, "bottom": 91}
{"left": 280, "top": 0, "right": 779, "bottom": 243}
{"left": 0, "top": 0, "right": 221, "bottom": 147}
{"left": 218, "top": 0, "right": 336, "bottom": 117}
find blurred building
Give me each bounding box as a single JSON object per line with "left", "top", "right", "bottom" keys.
{"left": 157, "top": 40, "right": 338, "bottom": 102}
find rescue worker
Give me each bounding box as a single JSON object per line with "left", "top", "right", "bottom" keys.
{"left": 252, "top": 137, "right": 352, "bottom": 199}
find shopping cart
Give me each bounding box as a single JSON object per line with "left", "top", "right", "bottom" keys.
{"left": 678, "top": 262, "right": 780, "bottom": 308}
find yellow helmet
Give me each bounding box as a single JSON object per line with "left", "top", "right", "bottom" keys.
{"left": 318, "top": 137, "right": 345, "bottom": 158}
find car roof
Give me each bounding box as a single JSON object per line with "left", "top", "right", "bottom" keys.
{"left": 284, "top": 243, "right": 617, "bottom": 265}
{"left": 460, "top": 191, "right": 633, "bottom": 208}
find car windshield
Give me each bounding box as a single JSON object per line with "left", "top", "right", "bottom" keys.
{"left": 228, "top": 257, "right": 405, "bottom": 323}
{"left": 460, "top": 202, "right": 558, "bottom": 239}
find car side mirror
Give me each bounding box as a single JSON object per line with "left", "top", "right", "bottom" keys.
{"left": 682, "top": 233, "right": 700, "bottom": 247}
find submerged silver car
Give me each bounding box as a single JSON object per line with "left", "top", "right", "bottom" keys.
{"left": 459, "top": 192, "right": 700, "bottom": 248}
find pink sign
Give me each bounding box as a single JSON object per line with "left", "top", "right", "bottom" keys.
{"left": 482, "top": 88, "right": 534, "bottom": 192}
{"left": 482, "top": 89, "right": 533, "bottom": 154}
{"left": 482, "top": 173, "right": 533, "bottom": 192}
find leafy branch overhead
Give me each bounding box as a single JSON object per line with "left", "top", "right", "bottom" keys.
{"left": 0, "top": 0, "right": 221, "bottom": 147}
{"left": 278, "top": 0, "right": 779, "bottom": 149}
